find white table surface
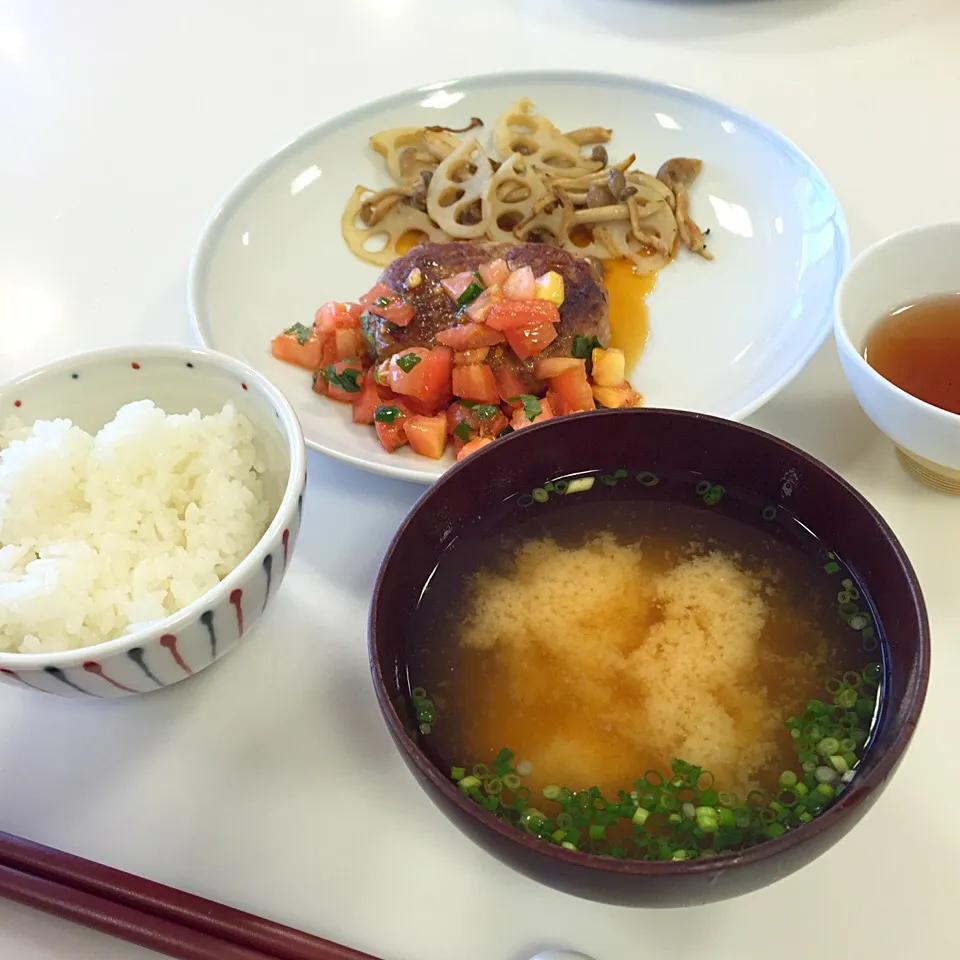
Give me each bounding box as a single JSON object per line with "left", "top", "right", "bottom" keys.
{"left": 2, "top": 1, "right": 959, "bottom": 958}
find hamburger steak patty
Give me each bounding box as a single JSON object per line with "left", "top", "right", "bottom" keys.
{"left": 366, "top": 241, "right": 610, "bottom": 392}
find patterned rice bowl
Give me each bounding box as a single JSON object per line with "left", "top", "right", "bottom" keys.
{"left": 0, "top": 345, "right": 306, "bottom": 698}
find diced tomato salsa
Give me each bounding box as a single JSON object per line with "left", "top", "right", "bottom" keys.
{"left": 271, "top": 260, "right": 641, "bottom": 461}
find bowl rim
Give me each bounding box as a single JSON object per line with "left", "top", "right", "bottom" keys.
{"left": 370, "top": 407, "right": 930, "bottom": 878}
{"left": 833, "top": 220, "right": 960, "bottom": 429}
{"left": 0, "top": 343, "right": 306, "bottom": 668}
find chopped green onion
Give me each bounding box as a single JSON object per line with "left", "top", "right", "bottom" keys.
{"left": 543, "top": 785, "right": 563, "bottom": 801}
{"left": 451, "top": 767, "right": 466, "bottom": 781}
{"left": 695, "top": 807, "right": 719, "bottom": 832}
{"left": 702, "top": 484, "right": 725, "bottom": 505}
{"left": 816, "top": 737, "right": 840, "bottom": 757}
{"left": 493, "top": 748, "right": 515, "bottom": 776}
{"left": 632, "top": 806, "right": 650, "bottom": 826}
{"left": 284, "top": 322, "right": 313, "bottom": 345}
{"left": 636, "top": 471, "right": 660, "bottom": 487}
{"left": 778, "top": 771, "right": 798, "bottom": 789}
{"left": 834, "top": 688, "right": 857, "bottom": 709}
{"left": 532, "top": 488, "right": 549, "bottom": 503}
{"left": 458, "top": 775, "right": 482, "bottom": 791}
{"left": 589, "top": 824, "right": 606, "bottom": 841}
{"left": 565, "top": 476, "right": 595, "bottom": 494}
{"left": 829, "top": 755, "right": 850, "bottom": 774}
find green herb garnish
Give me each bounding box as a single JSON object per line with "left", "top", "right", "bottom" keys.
{"left": 284, "top": 322, "right": 313, "bottom": 345}
{"left": 416, "top": 662, "right": 881, "bottom": 862}
{"left": 453, "top": 421, "right": 473, "bottom": 442}
{"left": 456, "top": 281, "right": 485, "bottom": 308}
{"left": 360, "top": 311, "right": 379, "bottom": 350}
{"left": 395, "top": 353, "right": 422, "bottom": 374}
{"left": 325, "top": 364, "right": 362, "bottom": 393}
{"left": 508, "top": 394, "right": 542, "bottom": 422}
{"left": 571, "top": 334, "right": 603, "bottom": 371}
{"left": 472, "top": 403, "right": 499, "bottom": 420}
{"left": 374, "top": 405, "right": 403, "bottom": 425}
{"left": 375, "top": 296, "right": 391, "bottom": 308}
{"left": 571, "top": 334, "right": 591, "bottom": 359}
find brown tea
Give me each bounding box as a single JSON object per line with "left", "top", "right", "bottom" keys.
{"left": 863, "top": 293, "right": 960, "bottom": 415}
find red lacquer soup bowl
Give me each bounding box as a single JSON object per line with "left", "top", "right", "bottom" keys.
{"left": 369, "top": 409, "right": 929, "bottom": 906}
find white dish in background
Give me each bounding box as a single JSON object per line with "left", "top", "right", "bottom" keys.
{"left": 189, "top": 70, "right": 848, "bottom": 484}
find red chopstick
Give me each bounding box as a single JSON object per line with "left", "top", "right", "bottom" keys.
{"left": 0, "top": 831, "right": 379, "bottom": 960}
{"left": 0, "top": 862, "right": 274, "bottom": 960}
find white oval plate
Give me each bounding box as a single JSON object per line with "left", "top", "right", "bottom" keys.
{"left": 190, "top": 71, "right": 848, "bottom": 484}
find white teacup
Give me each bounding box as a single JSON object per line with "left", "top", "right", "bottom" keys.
{"left": 835, "top": 222, "right": 960, "bottom": 494}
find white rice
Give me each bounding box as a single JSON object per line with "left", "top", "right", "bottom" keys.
{"left": 0, "top": 400, "right": 270, "bottom": 654}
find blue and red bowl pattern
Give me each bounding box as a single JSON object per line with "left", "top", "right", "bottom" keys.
{"left": 0, "top": 484, "right": 305, "bottom": 698}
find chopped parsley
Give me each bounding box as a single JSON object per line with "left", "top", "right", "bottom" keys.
{"left": 325, "top": 364, "right": 362, "bottom": 393}
{"left": 508, "top": 394, "right": 542, "bottom": 422}
{"left": 374, "top": 405, "right": 403, "bottom": 425}
{"left": 359, "top": 311, "right": 379, "bottom": 349}
{"left": 456, "top": 281, "right": 485, "bottom": 308}
{"left": 284, "top": 322, "right": 313, "bottom": 346}
{"left": 571, "top": 334, "right": 603, "bottom": 360}
{"left": 472, "top": 403, "right": 499, "bottom": 420}
{"left": 453, "top": 421, "right": 473, "bottom": 442}
{"left": 395, "top": 353, "right": 422, "bottom": 374}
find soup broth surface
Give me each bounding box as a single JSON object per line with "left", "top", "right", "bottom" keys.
{"left": 408, "top": 476, "right": 879, "bottom": 802}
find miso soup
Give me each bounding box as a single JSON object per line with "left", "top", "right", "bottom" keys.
{"left": 406, "top": 470, "right": 884, "bottom": 861}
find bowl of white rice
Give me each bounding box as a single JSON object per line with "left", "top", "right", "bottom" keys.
{"left": 0, "top": 344, "right": 306, "bottom": 698}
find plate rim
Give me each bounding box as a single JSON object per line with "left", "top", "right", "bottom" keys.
{"left": 188, "top": 68, "right": 850, "bottom": 485}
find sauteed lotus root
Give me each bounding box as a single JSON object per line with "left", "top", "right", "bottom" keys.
{"left": 341, "top": 98, "right": 712, "bottom": 271}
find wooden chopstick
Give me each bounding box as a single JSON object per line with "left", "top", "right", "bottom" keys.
{"left": 0, "top": 831, "right": 380, "bottom": 960}
{"left": 0, "top": 862, "right": 273, "bottom": 960}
